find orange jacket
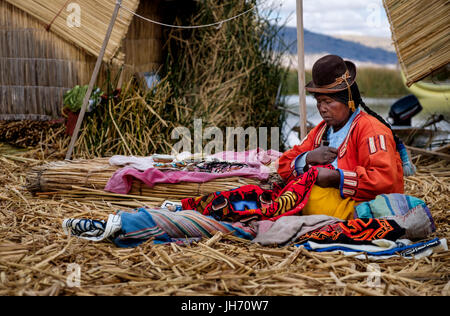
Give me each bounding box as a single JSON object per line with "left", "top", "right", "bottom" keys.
{"left": 278, "top": 111, "right": 404, "bottom": 202}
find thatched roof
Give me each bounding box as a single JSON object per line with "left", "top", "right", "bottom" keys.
{"left": 5, "top": 0, "right": 140, "bottom": 64}
{"left": 383, "top": 0, "right": 450, "bottom": 87}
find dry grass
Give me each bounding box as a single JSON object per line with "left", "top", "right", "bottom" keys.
{"left": 0, "top": 146, "right": 449, "bottom": 296}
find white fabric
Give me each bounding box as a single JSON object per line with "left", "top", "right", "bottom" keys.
{"left": 62, "top": 214, "right": 122, "bottom": 242}
{"left": 305, "top": 238, "right": 448, "bottom": 261}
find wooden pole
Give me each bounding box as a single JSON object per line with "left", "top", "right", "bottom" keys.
{"left": 65, "top": 0, "right": 123, "bottom": 160}
{"left": 296, "top": 0, "right": 308, "bottom": 140}
{"left": 406, "top": 145, "right": 450, "bottom": 161}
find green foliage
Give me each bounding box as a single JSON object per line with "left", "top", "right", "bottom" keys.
{"left": 356, "top": 67, "right": 409, "bottom": 98}
{"left": 63, "top": 85, "right": 103, "bottom": 113}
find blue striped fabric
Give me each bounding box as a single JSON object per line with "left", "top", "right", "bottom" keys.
{"left": 113, "top": 208, "right": 257, "bottom": 248}
{"left": 397, "top": 141, "right": 416, "bottom": 176}
{"left": 300, "top": 238, "right": 443, "bottom": 258}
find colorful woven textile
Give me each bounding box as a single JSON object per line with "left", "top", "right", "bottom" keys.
{"left": 182, "top": 166, "right": 332, "bottom": 222}
{"left": 296, "top": 218, "right": 406, "bottom": 245}
{"left": 355, "top": 193, "right": 431, "bottom": 220}
{"left": 354, "top": 193, "right": 435, "bottom": 240}
{"left": 113, "top": 208, "right": 257, "bottom": 248}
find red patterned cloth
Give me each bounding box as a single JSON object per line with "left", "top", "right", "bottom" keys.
{"left": 182, "top": 165, "right": 333, "bottom": 222}
{"left": 296, "top": 218, "right": 406, "bottom": 245}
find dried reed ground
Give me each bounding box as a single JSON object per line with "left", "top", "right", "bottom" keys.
{"left": 0, "top": 147, "right": 449, "bottom": 296}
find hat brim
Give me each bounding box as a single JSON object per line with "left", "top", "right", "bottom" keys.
{"left": 305, "top": 61, "right": 357, "bottom": 94}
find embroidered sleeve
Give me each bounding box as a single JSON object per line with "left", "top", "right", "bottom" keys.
{"left": 337, "top": 169, "right": 358, "bottom": 198}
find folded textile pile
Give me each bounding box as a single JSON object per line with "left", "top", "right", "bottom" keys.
{"left": 252, "top": 215, "right": 343, "bottom": 245}
{"left": 251, "top": 193, "right": 444, "bottom": 260}
{"left": 254, "top": 194, "right": 435, "bottom": 245}
{"left": 63, "top": 193, "right": 445, "bottom": 260}
{"left": 296, "top": 218, "right": 409, "bottom": 245}
{"left": 105, "top": 149, "right": 282, "bottom": 194}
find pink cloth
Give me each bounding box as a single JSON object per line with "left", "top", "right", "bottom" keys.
{"left": 105, "top": 167, "right": 268, "bottom": 194}
{"left": 105, "top": 149, "right": 282, "bottom": 195}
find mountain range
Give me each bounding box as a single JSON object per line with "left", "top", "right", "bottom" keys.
{"left": 277, "top": 26, "right": 399, "bottom": 67}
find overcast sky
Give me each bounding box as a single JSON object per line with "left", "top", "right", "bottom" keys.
{"left": 263, "top": 0, "right": 392, "bottom": 38}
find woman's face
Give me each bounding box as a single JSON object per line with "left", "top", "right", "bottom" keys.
{"left": 315, "top": 95, "right": 351, "bottom": 131}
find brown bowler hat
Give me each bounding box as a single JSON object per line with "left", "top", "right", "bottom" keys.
{"left": 305, "top": 55, "right": 357, "bottom": 94}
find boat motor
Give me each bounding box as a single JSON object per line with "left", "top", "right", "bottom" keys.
{"left": 389, "top": 94, "right": 423, "bottom": 126}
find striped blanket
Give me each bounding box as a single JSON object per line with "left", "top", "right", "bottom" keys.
{"left": 114, "top": 208, "right": 257, "bottom": 247}
{"left": 63, "top": 208, "right": 257, "bottom": 248}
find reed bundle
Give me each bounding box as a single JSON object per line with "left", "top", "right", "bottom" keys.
{"left": 26, "top": 158, "right": 260, "bottom": 208}
{"left": 1, "top": 152, "right": 449, "bottom": 296}
{"left": 72, "top": 77, "right": 178, "bottom": 158}
{"left": 162, "top": 0, "right": 286, "bottom": 129}
{"left": 383, "top": 0, "right": 450, "bottom": 86}
{"left": 68, "top": 0, "right": 287, "bottom": 158}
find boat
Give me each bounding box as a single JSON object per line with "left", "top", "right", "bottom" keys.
{"left": 387, "top": 67, "right": 450, "bottom": 149}
{"left": 401, "top": 67, "right": 450, "bottom": 115}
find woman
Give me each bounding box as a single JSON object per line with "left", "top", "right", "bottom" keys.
{"left": 277, "top": 55, "right": 405, "bottom": 220}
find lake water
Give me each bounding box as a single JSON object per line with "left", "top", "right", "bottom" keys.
{"left": 282, "top": 95, "right": 449, "bottom": 148}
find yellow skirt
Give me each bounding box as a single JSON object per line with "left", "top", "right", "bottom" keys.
{"left": 302, "top": 185, "right": 357, "bottom": 220}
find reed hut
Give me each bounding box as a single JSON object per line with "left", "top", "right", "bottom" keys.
{"left": 0, "top": 0, "right": 170, "bottom": 121}
{"left": 383, "top": 0, "right": 449, "bottom": 87}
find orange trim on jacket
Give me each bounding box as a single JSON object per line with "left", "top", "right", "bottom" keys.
{"left": 277, "top": 112, "right": 404, "bottom": 202}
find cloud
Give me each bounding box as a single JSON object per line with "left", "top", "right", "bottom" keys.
{"left": 263, "top": 0, "right": 391, "bottom": 38}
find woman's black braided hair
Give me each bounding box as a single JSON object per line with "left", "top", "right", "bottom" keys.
{"left": 354, "top": 83, "right": 403, "bottom": 149}
{"left": 359, "top": 99, "right": 403, "bottom": 148}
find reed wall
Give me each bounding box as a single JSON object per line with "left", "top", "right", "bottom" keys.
{"left": 121, "top": 0, "right": 163, "bottom": 76}
{"left": 0, "top": 0, "right": 164, "bottom": 121}
{"left": 0, "top": 0, "right": 94, "bottom": 120}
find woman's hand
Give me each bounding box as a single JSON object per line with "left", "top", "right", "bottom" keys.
{"left": 306, "top": 146, "right": 338, "bottom": 166}
{"left": 316, "top": 168, "right": 341, "bottom": 188}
